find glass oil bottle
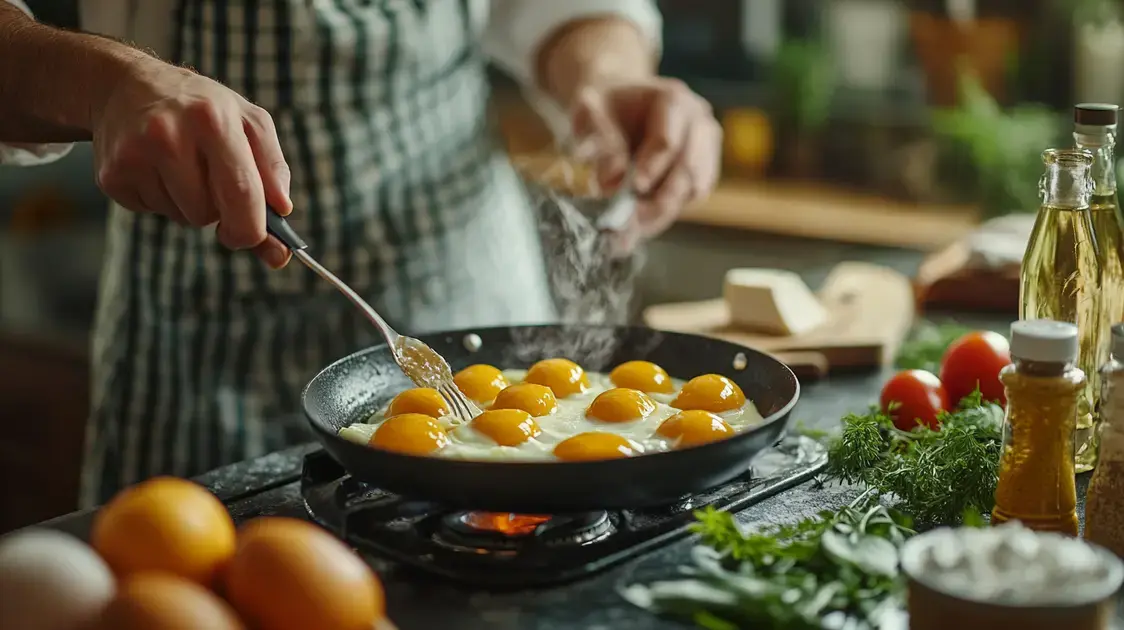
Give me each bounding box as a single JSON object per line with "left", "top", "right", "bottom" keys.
{"left": 1074, "top": 104, "right": 1124, "bottom": 473}
{"left": 991, "top": 319, "right": 1082, "bottom": 536}
{"left": 1086, "top": 323, "right": 1124, "bottom": 556}
{"left": 1020, "top": 148, "right": 1106, "bottom": 473}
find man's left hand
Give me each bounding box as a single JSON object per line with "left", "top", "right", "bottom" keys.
{"left": 571, "top": 77, "right": 722, "bottom": 245}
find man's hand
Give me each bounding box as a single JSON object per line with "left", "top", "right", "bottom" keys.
{"left": 92, "top": 58, "right": 293, "bottom": 268}
{"left": 572, "top": 78, "right": 722, "bottom": 244}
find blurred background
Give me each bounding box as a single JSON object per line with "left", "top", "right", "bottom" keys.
{"left": 0, "top": 0, "right": 1112, "bottom": 528}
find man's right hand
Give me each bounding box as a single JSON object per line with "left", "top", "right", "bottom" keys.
{"left": 92, "top": 57, "right": 293, "bottom": 269}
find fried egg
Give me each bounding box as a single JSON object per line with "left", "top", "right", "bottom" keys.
{"left": 338, "top": 359, "right": 765, "bottom": 462}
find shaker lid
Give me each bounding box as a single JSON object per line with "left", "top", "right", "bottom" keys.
{"left": 1010, "top": 319, "right": 1078, "bottom": 363}
{"left": 1075, "top": 103, "right": 1119, "bottom": 127}
{"left": 1112, "top": 323, "right": 1124, "bottom": 359}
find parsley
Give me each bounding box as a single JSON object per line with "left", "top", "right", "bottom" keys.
{"left": 623, "top": 494, "right": 914, "bottom": 629}
{"left": 825, "top": 390, "right": 1003, "bottom": 525}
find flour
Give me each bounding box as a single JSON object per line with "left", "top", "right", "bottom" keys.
{"left": 901, "top": 522, "right": 1123, "bottom": 607}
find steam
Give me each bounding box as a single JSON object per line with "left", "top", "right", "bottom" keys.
{"left": 508, "top": 158, "right": 656, "bottom": 370}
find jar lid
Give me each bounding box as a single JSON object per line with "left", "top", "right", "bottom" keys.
{"left": 1010, "top": 319, "right": 1078, "bottom": 363}
{"left": 1112, "top": 323, "right": 1124, "bottom": 359}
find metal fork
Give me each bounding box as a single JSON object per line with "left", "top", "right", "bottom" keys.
{"left": 264, "top": 208, "right": 481, "bottom": 424}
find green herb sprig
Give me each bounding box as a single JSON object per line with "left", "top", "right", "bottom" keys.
{"left": 623, "top": 494, "right": 914, "bottom": 630}
{"left": 895, "top": 322, "right": 974, "bottom": 373}
{"left": 825, "top": 390, "right": 1003, "bottom": 525}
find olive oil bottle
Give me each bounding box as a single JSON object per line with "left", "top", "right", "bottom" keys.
{"left": 1021, "top": 148, "right": 1106, "bottom": 473}
{"left": 1074, "top": 104, "right": 1124, "bottom": 472}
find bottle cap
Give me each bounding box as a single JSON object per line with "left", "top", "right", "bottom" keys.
{"left": 1112, "top": 323, "right": 1124, "bottom": 359}
{"left": 1075, "top": 103, "right": 1119, "bottom": 127}
{"left": 1010, "top": 319, "right": 1078, "bottom": 363}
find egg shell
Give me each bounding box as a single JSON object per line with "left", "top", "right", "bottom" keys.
{"left": 224, "top": 517, "right": 386, "bottom": 630}
{"left": 0, "top": 528, "right": 116, "bottom": 630}
{"left": 96, "top": 573, "right": 245, "bottom": 630}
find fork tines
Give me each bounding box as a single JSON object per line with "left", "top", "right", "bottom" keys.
{"left": 439, "top": 382, "right": 480, "bottom": 424}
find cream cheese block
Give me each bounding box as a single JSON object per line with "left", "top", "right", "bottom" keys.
{"left": 722, "top": 268, "right": 828, "bottom": 336}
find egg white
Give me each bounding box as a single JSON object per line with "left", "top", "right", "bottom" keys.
{"left": 338, "top": 367, "right": 765, "bottom": 461}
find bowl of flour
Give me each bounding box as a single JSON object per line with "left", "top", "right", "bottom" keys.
{"left": 900, "top": 522, "right": 1124, "bottom": 630}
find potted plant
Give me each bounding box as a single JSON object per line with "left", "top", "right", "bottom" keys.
{"left": 768, "top": 38, "right": 834, "bottom": 179}
{"left": 908, "top": 0, "right": 1023, "bottom": 106}
{"left": 1069, "top": 0, "right": 1124, "bottom": 104}
{"left": 932, "top": 72, "right": 1063, "bottom": 218}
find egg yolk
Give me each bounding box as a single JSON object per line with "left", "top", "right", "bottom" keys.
{"left": 524, "top": 358, "right": 590, "bottom": 398}
{"left": 491, "top": 383, "right": 558, "bottom": 416}
{"left": 386, "top": 387, "right": 449, "bottom": 419}
{"left": 609, "top": 360, "right": 674, "bottom": 394}
{"left": 369, "top": 413, "right": 450, "bottom": 455}
{"left": 657, "top": 410, "right": 735, "bottom": 448}
{"left": 671, "top": 374, "right": 746, "bottom": 413}
{"left": 553, "top": 432, "right": 641, "bottom": 461}
{"left": 587, "top": 388, "right": 657, "bottom": 423}
{"left": 454, "top": 364, "right": 509, "bottom": 403}
{"left": 469, "top": 409, "right": 543, "bottom": 446}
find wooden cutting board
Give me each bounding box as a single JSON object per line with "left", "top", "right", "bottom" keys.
{"left": 642, "top": 262, "right": 915, "bottom": 380}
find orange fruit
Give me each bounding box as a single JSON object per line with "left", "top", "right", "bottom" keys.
{"left": 224, "top": 517, "right": 386, "bottom": 630}
{"left": 96, "top": 573, "right": 245, "bottom": 630}
{"left": 90, "top": 476, "right": 236, "bottom": 587}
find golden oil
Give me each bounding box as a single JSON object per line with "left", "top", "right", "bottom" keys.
{"left": 1073, "top": 104, "right": 1124, "bottom": 471}
{"left": 1020, "top": 148, "right": 1106, "bottom": 473}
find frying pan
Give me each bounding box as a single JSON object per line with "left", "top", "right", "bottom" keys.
{"left": 302, "top": 324, "right": 799, "bottom": 513}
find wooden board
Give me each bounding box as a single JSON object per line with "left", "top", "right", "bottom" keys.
{"left": 678, "top": 181, "right": 980, "bottom": 252}
{"left": 642, "top": 262, "right": 915, "bottom": 378}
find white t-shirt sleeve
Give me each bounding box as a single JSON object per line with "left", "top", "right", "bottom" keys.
{"left": 481, "top": 0, "right": 662, "bottom": 139}
{"left": 0, "top": 0, "right": 76, "bottom": 166}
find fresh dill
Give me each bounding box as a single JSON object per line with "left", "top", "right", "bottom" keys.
{"left": 825, "top": 389, "right": 1003, "bottom": 525}
{"left": 624, "top": 494, "right": 914, "bottom": 630}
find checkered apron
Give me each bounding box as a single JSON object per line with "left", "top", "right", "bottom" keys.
{"left": 81, "top": 0, "right": 556, "bottom": 507}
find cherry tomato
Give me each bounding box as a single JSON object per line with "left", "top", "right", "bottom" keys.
{"left": 939, "top": 331, "right": 1011, "bottom": 406}
{"left": 880, "top": 369, "right": 949, "bottom": 431}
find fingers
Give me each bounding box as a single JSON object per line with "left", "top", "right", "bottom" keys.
{"left": 188, "top": 101, "right": 270, "bottom": 254}
{"left": 571, "top": 88, "right": 630, "bottom": 191}
{"left": 140, "top": 114, "right": 216, "bottom": 228}
{"left": 632, "top": 95, "right": 686, "bottom": 195}
{"left": 632, "top": 79, "right": 696, "bottom": 195}
{"left": 649, "top": 112, "right": 723, "bottom": 209}
{"left": 243, "top": 105, "right": 293, "bottom": 216}
{"left": 251, "top": 236, "right": 292, "bottom": 269}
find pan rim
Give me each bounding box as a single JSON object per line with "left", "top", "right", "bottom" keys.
{"left": 300, "top": 324, "right": 800, "bottom": 470}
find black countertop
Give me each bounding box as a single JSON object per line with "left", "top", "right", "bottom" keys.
{"left": 33, "top": 225, "right": 1038, "bottom": 629}
{"left": 37, "top": 387, "right": 875, "bottom": 630}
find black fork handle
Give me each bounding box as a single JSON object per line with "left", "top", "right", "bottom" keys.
{"left": 266, "top": 206, "right": 308, "bottom": 251}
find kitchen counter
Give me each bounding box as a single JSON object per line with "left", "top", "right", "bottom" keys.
{"left": 31, "top": 225, "right": 1052, "bottom": 629}
{"left": 38, "top": 373, "right": 1099, "bottom": 630}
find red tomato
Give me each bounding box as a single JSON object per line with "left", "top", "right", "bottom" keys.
{"left": 880, "top": 370, "right": 949, "bottom": 431}
{"left": 939, "top": 331, "right": 1011, "bottom": 406}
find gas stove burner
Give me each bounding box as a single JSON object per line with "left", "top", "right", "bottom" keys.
{"left": 433, "top": 511, "right": 613, "bottom": 553}
{"left": 300, "top": 436, "right": 829, "bottom": 588}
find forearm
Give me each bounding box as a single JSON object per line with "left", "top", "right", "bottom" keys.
{"left": 536, "top": 17, "right": 658, "bottom": 109}
{"left": 0, "top": 4, "right": 148, "bottom": 143}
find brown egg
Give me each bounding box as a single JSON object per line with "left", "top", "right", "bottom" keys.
{"left": 224, "top": 517, "right": 387, "bottom": 630}
{"left": 96, "top": 573, "right": 245, "bottom": 630}
{"left": 91, "top": 476, "right": 236, "bottom": 587}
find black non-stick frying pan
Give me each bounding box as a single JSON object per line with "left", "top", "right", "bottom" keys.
{"left": 302, "top": 324, "right": 799, "bottom": 513}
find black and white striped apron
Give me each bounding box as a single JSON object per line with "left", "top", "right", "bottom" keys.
{"left": 81, "top": 0, "right": 556, "bottom": 507}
